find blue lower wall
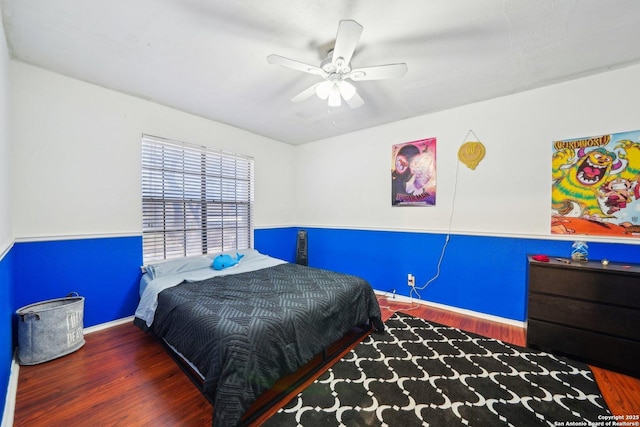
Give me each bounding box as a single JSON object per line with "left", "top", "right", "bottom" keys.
{"left": 11, "top": 237, "right": 143, "bottom": 329}
{"left": 258, "top": 227, "right": 640, "bottom": 322}
{"left": 6, "top": 228, "right": 639, "bottom": 329}
{"left": 0, "top": 247, "right": 13, "bottom": 417}
{"left": 255, "top": 227, "right": 298, "bottom": 263}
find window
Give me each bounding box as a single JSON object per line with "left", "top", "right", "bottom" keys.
{"left": 141, "top": 135, "right": 254, "bottom": 264}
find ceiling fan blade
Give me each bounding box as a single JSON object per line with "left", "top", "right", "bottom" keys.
{"left": 345, "top": 91, "right": 364, "bottom": 109}
{"left": 349, "top": 63, "right": 408, "bottom": 81}
{"left": 267, "top": 54, "right": 326, "bottom": 76}
{"left": 331, "top": 20, "right": 363, "bottom": 67}
{"left": 291, "top": 83, "right": 321, "bottom": 103}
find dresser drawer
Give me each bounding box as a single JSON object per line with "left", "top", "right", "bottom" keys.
{"left": 527, "top": 319, "right": 640, "bottom": 378}
{"left": 528, "top": 293, "right": 640, "bottom": 340}
{"left": 528, "top": 264, "right": 640, "bottom": 308}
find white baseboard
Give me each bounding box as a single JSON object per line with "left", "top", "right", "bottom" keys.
{"left": 1, "top": 351, "right": 19, "bottom": 427}
{"left": 84, "top": 316, "right": 135, "bottom": 334}
{"left": 375, "top": 290, "right": 526, "bottom": 329}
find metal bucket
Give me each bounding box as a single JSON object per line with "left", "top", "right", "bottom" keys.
{"left": 16, "top": 293, "right": 85, "bottom": 365}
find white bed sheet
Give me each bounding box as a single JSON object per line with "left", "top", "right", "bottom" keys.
{"left": 135, "top": 249, "right": 286, "bottom": 327}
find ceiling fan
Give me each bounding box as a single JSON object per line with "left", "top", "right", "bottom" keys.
{"left": 267, "top": 20, "right": 408, "bottom": 109}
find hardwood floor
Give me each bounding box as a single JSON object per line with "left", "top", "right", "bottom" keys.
{"left": 13, "top": 296, "right": 640, "bottom": 426}
{"left": 14, "top": 321, "right": 213, "bottom": 426}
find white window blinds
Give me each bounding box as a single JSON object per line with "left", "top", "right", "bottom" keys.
{"left": 141, "top": 135, "right": 254, "bottom": 264}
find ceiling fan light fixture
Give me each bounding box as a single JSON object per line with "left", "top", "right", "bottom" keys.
{"left": 315, "top": 81, "right": 332, "bottom": 100}
{"left": 338, "top": 80, "right": 356, "bottom": 100}
{"left": 328, "top": 85, "right": 342, "bottom": 107}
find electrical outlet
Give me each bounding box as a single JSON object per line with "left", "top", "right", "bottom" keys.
{"left": 407, "top": 273, "right": 415, "bottom": 287}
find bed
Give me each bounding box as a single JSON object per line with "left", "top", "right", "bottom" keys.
{"left": 133, "top": 249, "right": 383, "bottom": 426}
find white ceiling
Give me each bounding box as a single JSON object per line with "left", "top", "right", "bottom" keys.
{"left": 3, "top": 0, "right": 640, "bottom": 145}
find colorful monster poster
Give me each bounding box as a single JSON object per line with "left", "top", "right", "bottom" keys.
{"left": 551, "top": 130, "right": 640, "bottom": 238}
{"left": 392, "top": 138, "right": 436, "bottom": 206}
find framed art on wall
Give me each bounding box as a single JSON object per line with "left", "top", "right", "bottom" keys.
{"left": 392, "top": 138, "right": 436, "bottom": 206}
{"left": 551, "top": 129, "right": 640, "bottom": 238}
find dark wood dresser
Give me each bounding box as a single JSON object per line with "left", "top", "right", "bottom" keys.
{"left": 527, "top": 255, "right": 640, "bottom": 378}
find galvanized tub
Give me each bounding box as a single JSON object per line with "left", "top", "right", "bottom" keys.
{"left": 16, "top": 293, "right": 85, "bottom": 365}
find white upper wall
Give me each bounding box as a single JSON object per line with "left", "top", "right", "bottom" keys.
{"left": 8, "top": 59, "right": 640, "bottom": 244}
{"left": 0, "top": 7, "right": 11, "bottom": 253}
{"left": 9, "top": 62, "right": 297, "bottom": 240}
{"left": 295, "top": 63, "right": 640, "bottom": 243}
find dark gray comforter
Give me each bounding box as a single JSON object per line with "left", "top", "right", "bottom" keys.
{"left": 150, "top": 262, "right": 382, "bottom": 427}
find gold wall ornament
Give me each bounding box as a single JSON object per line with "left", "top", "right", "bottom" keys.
{"left": 458, "top": 141, "right": 486, "bottom": 170}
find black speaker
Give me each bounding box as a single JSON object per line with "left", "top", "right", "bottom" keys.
{"left": 296, "top": 229, "right": 308, "bottom": 266}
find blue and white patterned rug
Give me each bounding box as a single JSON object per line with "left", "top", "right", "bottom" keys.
{"left": 263, "top": 312, "right": 610, "bottom": 426}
